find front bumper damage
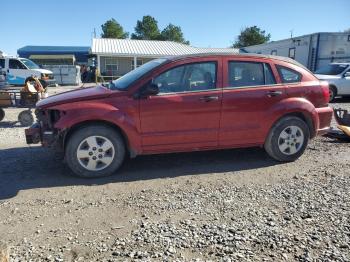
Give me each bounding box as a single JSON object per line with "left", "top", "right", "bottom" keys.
{"left": 25, "top": 108, "right": 62, "bottom": 147}
{"left": 25, "top": 125, "right": 57, "bottom": 146}
{"left": 25, "top": 123, "right": 41, "bottom": 144}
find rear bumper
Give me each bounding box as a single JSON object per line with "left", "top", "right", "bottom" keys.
{"left": 315, "top": 106, "right": 333, "bottom": 136}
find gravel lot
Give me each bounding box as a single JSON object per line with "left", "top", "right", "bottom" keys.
{"left": 0, "top": 86, "right": 349, "bottom": 261}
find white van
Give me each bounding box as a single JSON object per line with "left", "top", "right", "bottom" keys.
{"left": 0, "top": 56, "right": 55, "bottom": 85}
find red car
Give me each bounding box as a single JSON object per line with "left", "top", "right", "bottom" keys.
{"left": 25, "top": 53, "right": 332, "bottom": 178}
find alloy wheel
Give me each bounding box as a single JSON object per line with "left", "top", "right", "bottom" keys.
{"left": 77, "top": 136, "right": 115, "bottom": 171}
{"left": 278, "top": 126, "right": 304, "bottom": 155}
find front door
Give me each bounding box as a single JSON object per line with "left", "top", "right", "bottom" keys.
{"left": 140, "top": 60, "right": 222, "bottom": 153}
{"left": 8, "top": 59, "right": 29, "bottom": 85}
{"left": 219, "top": 59, "right": 287, "bottom": 146}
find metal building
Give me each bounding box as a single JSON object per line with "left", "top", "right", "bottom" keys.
{"left": 17, "top": 46, "right": 90, "bottom": 65}
{"left": 91, "top": 38, "right": 239, "bottom": 80}
{"left": 243, "top": 32, "right": 350, "bottom": 71}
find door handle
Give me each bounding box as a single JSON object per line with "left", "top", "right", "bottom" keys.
{"left": 267, "top": 90, "right": 282, "bottom": 97}
{"left": 199, "top": 95, "right": 219, "bottom": 102}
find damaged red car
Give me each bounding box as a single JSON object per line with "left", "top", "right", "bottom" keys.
{"left": 25, "top": 53, "right": 333, "bottom": 177}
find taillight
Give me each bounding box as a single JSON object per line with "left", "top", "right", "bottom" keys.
{"left": 320, "top": 81, "right": 330, "bottom": 104}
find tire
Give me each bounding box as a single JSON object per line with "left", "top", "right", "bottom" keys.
{"left": 18, "top": 110, "right": 35, "bottom": 126}
{"left": 264, "top": 116, "right": 310, "bottom": 162}
{"left": 65, "top": 125, "right": 126, "bottom": 178}
{"left": 0, "top": 108, "right": 4, "bottom": 122}
{"left": 329, "top": 86, "right": 337, "bottom": 102}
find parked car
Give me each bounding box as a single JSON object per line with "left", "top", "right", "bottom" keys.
{"left": 0, "top": 56, "right": 55, "bottom": 86}
{"left": 25, "top": 53, "right": 333, "bottom": 178}
{"left": 315, "top": 62, "right": 350, "bottom": 101}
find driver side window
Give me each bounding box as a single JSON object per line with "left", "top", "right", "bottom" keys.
{"left": 154, "top": 62, "right": 217, "bottom": 94}
{"left": 9, "top": 59, "right": 26, "bottom": 70}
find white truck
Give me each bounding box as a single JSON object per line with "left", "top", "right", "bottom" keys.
{"left": 0, "top": 56, "right": 55, "bottom": 86}
{"left": 315, "top": 63, "right": 350, "bottom": 102}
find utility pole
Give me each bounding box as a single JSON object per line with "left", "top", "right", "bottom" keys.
{"left": 290, "top": 29, "right": 294, "bottom": 39}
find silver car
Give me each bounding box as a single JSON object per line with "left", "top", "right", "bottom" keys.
{"left": 315, "top": 63, "right": 350, "bottom": 102}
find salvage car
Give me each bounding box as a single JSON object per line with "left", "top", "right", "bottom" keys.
{"left": 25, "top": 53, "right": 333, "bottom": 178}
{"left": 315, "top": 62, "right": 350, "bottom": 101}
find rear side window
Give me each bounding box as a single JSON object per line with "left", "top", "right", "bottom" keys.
{"left": 0, "top": 59, "right": 4, "bottom": 69}
{"left": 277, "top": 65, "right": 302, "bottom": 83}
{"left": 9, "top": 59, "right": 27, "bottom": 69}
{"left": 228, "top": 61, "right": 276, "bottom": 87}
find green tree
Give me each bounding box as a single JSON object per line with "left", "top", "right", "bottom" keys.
{"left": 232, "top": 26, "right": 271, "bottom": 48}
{"left": 160, "top": 23, "right": 190, "bottom": 44}
{"left": 101, "top": 18, "right": 129, "bottom": 39}
{"left": 131, "top": 15, "right": 160, "bottom": 40}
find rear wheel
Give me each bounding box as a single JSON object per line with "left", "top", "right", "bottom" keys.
{"left": 265, "top": 116, "right": 310, "bottom": 162}
{"left": 65, "top": 125, "right": 125, "bottom": 178}
{"left": 0, "top": 108, "right": 4, "bottom": 122}
{"left": 329, "top": 86, "right": 337, "bottom": 102}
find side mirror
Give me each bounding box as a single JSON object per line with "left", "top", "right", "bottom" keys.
{"left": 145, "top": 83, "right": 159, "bottom": 96}
{"left": 134, "top": 82, "right": 159, "bottom": 99}
{"left": 344, "top": 72, "right": 350, "bottom": 78}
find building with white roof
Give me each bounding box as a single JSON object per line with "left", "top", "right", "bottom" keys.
{"left": 90, "top": 38, "right": 239, "bottom": 79}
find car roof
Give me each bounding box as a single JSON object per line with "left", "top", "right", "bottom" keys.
{"left": 165, "top": 52, "right": 310, "bottom": 71}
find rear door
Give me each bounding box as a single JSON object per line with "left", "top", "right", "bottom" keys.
{"left": 139, "top": 58, "right": 222, "bottom": 152}
{"left": 219, "top": 58, "right": 287, "bottom": 146}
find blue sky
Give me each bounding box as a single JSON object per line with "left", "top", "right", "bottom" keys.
{"left": 1, "top": 0, "right": 349, "bottom": 55}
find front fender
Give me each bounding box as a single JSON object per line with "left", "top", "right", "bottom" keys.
{"left": 265, "top": 97, "right": 319, "bottom": 137}
{"left": 49, "top": 101, "right": 141, "bottom": 154}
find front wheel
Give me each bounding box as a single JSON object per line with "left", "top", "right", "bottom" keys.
{"left": 264, "top": 116, "right": 310, "bottom": 162}
{"left": 65, "top": 125, "right": 126, "bottom": 178}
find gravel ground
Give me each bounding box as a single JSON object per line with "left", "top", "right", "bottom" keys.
{"left": 0, "top": 86, "right": 349, "bottom": 261}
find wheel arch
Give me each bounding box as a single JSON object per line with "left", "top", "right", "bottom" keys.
{"left": 62, "top": 120, "right": 135, "bottom": 157}
{"left": 328, "top": 83, "right": 338, "bottom": 91}
{"left": 270, "top": 111, "right": 315, "bottom": 139}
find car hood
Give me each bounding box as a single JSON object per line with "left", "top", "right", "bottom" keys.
{"left": 34, "top": 68, "right": 53, "bottom": 74}
{"left": 314, "top": 74, "right": 340, "bottom": 80}
{"left": 37, "top": 85, "right": 113, "bottom": 108}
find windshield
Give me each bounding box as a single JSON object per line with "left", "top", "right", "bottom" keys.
{"left": 110, "top": 58, "right": 168, "bottom": 90}
{"left": 315, "top": 64, "right": 348, "bottom": 75}
{"left": 20, "top": 58, "right": 40, "bottom": 69}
